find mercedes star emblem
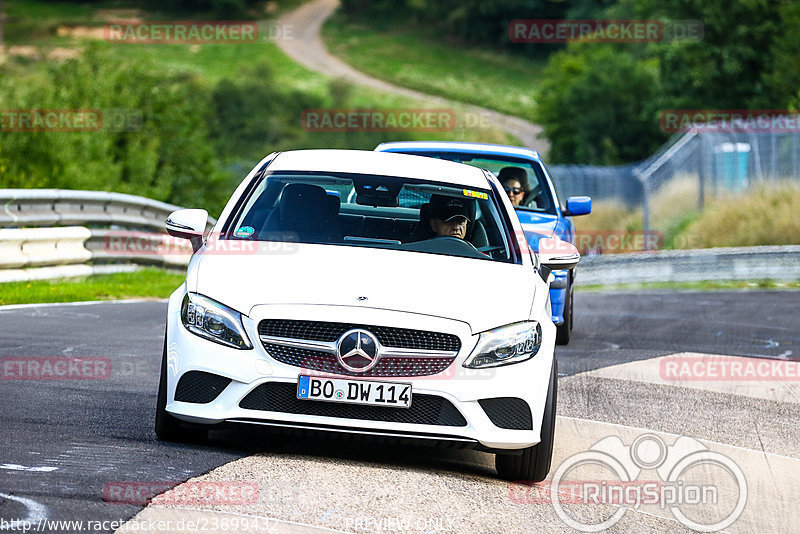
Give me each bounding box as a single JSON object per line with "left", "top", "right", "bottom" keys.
{"left": 336, "top": 329, "right": 380, "bottom": 372}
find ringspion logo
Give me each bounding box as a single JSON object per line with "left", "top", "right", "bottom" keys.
{"left": 512, "top": 433, "right": 747, "bottom": 532}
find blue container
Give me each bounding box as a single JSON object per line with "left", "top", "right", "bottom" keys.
{"left": 712, "top": 143, "right": 750, "bottom": 193}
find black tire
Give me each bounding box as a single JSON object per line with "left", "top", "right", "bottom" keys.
{"left": 555, "top": 274, "right": 573, "bottom": 345}
{"left": 495, "top": 359, "right": 558, "bottom": 482}
{"left": 154, "top": 337, "right": 207, "bottom": 442}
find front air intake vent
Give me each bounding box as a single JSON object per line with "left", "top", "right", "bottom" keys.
{"left": 174, "top": 371, "right": 231, "bottom": 404}
{"left": 478, "top": 397, "right": 533, "bottom": 430}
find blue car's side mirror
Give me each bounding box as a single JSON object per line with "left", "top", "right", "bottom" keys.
{"left": 563, "top": 196, "right": 592, "bottom": 216}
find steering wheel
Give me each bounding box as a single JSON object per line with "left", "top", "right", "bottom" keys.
{"left": 429, "top": 235, "right": 477, "bottom": 248}
{"left": 428, "top": 236, "right": 492, "bottom": 258}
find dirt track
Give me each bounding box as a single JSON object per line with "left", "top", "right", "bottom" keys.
{"left": 275, "top": 0, "right": 550, "bottom": 154}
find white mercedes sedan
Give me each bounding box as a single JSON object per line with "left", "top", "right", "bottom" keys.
{"left": 156, "top": 149, "right": 579, "bottom": 482}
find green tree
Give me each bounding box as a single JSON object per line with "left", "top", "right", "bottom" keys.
{"left": 536, "top": 45, "right": 663, "bottom": 164}
{"left": 534, "top": 0, "right": 793, "bottom": 163}
{"left": 637, "top": 0, "right": 784, "bottom": 109}
{"left": 758, "top": 0, "right": 800, "bottom": 107}
{"left": 0, "top": 45, "right": 229, "bottom": 214}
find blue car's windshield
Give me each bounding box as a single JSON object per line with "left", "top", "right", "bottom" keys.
{"left": 386, "top": 152, "right": 558, "bottom": 215}
{"left": 227, "top": 171, "right": 516, "bottom": 263}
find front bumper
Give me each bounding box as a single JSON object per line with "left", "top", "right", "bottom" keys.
{"left": 164, "top": 290, "right": 556, "bottom": 451}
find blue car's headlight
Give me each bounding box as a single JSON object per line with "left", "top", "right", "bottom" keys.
{"left": 463, "top": 321, "right": 542, "bottom": 368}
{"left": 180, "top": 293, "right": 253, "bottom": 350}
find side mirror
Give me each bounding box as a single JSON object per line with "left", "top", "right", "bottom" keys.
{"left": 538, "top": 237, "right": 580, "bottom": 271}
{"left": 563, "top": 196, "right": 592, "bottom": 216}
{"left": 165, "top": 209, "right": 208, "bottom": 252}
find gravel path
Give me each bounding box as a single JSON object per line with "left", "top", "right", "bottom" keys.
{"left": 275, "top": 0, "right": 550, "bottom": 153}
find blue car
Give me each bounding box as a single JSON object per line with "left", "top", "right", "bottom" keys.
{"left": 375, "top": 141, "right": 591, "bottom": 345}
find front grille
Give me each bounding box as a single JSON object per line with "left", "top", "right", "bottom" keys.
{"left": 240, "top": 382, "right": 467, "bottom": 427}
{"left": 174, "top": 371, "right": 231, "bottom": 404}
{"left": 258, "top": 319, "right": 461, "bottom": 377}
{"left": 258, "top": 320, "right": 460, "bottom": 352}
{"left": 478, "top": 397, "right": 533, "bottom": 430}
{"left": 262, "top": 343, "right": 454, "bottom": 377}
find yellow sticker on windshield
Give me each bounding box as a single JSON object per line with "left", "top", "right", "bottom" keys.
{"left": 463, "top": 189, "right": 488, "bottom": 200}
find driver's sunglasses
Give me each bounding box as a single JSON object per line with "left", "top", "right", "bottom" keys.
{"left": 504, "top": 186, "right": 524, "bottom": 194}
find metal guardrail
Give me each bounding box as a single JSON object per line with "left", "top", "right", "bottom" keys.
{"left": 0, "top": 226, "right": 192, "bottom": 282}
{"left": 0, "top": 227, "right": 92, "bottom": 269}
{"left": 0, "top": 189, "right": 216, "bottom": 232}
{"left": 86, "top": 229, "right": 192, "bottom": 268}
{"left": 2, "top": 190, "right": 797, "bottom": 286}
{"left": 0, "top": 189, "right": 215, "bottom": 282}
{"left": 578, "top": 245, "right": 800, "bottom": 285}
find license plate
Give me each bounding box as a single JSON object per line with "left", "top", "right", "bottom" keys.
{"left": 297, "top": 375, "right": 412, "bottom": 408}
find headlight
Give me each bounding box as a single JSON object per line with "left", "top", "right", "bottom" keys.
{"left": 180, "top": 293, "right": 253, "bottom": 349}
{"left": 463, "top": 321, "right": 542, "bottom": 368}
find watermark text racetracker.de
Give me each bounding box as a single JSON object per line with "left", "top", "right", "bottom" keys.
{"left": 509, "top": 19, "right": 703, "bottom": 43}
{"left": 102, "top": 231, "right": 300, "bottom": 257}
{"left": 1, "top": 357, "right": 111, "bottom": 380}
{"left": 0, "top": 109, "right": 143, "bottom": 132}
{"left": 660, "top": 109, "right": 800, "bottom": 133}
{"left": 1, "top": 356, "right": 150, "bottom": 380}
{"left": 103, "top": 21, "right": 293, "bottom": 43}
{"left": 294, "top": 360, "right": 496, "bottom": 382}
{"left": 660, "top": 353, "right": 800, "bottom": 381}
{"left": 301, "top": 108, "right": 457, "bottom": 132}
{"left": 574, "top": 230, "right": 662, "bottom": 254}
{"left": 103, "top": 480, "right": 259, "bottom": 506}
{"left": 510, "top": 433, "right": 747, "bottom": 532}
{"left": 300, "top": 108, "right": 496, "bottom": 133}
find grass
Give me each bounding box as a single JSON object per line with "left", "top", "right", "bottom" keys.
{"left": 2, "top": 0, "right": 98, "bottom": 45}
{"left": 2, "top": 1, "right": 516, "bottom": 146}
{"left": 573, "top": 180, "right": 800, "bottom": 252}
{"left": 0, "top": 268, "right": 185, "bottom": 305}
{"left": 571, "top": 199, "right": 644, "bottom": 253}
{"left": 578, "top": 279, "right": 800, "bottom": 292}
{"left": 1, "top": 0, "right": 305, "bottom": 46}
{"left": 322, "top": 13, "right": 544, "bottom": 123}
{"left": 676, "top": 182, "right": 800, "bottom": 248}
{"left": 97, "top": 40, "right": 515, "bottom": 145}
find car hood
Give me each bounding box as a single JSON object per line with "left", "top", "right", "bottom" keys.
{"left": 191, "top": 243, "right": 535, "bottom": 334}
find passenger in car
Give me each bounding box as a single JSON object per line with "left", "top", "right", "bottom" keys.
{"left": 498, "top": 167, "right": 528, "bottom": 206}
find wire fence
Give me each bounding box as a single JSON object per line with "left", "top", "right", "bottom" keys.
{"left": 549, "top": 163, "right": 642, "bottom": 208}
{"left": 549, "top": 129, "right": 800, "bottom": 249}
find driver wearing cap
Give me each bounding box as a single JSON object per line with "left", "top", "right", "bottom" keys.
{"left": 428, "top": 195, "right": 472, "bottom": 240}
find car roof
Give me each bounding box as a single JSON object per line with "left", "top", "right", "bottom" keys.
{"left": 375, "top": 141, "right": 543, "bottom": 163}
{"left": 268, "top": 149, "right": 491, "bottom": 189}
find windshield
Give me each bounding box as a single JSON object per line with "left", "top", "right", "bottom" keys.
{"left": 227, "top": 171, "right": 515, "bottom": 263}
{"left": 389, "top": 152, "right": 558, "bottom": 214}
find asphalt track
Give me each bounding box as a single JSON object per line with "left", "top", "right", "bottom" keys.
{"left": 0, "top": 291, "right": 798, "bottom": 533}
